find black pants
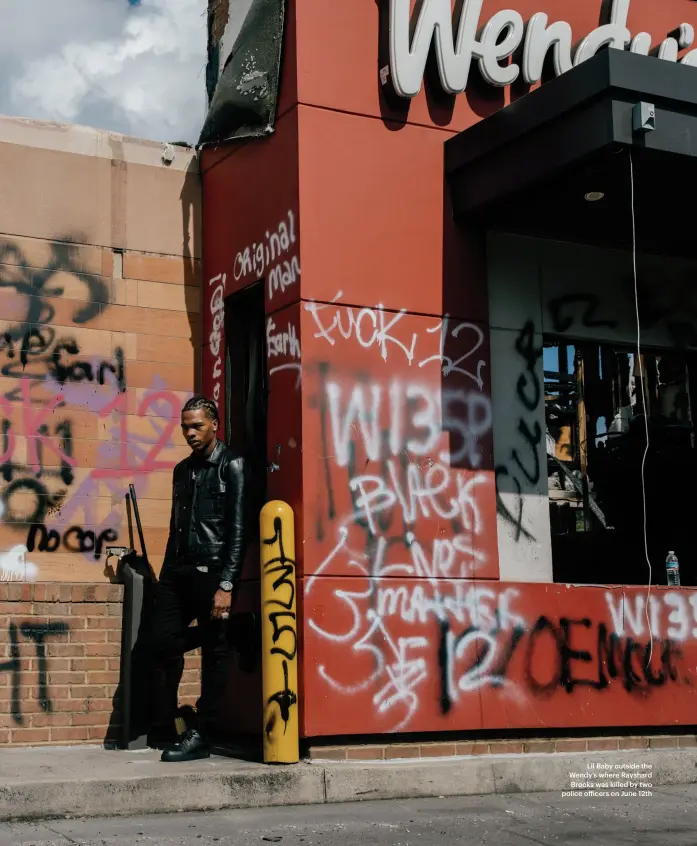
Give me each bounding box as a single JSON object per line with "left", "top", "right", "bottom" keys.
{"left": 151, "top": 563, "right": 229, "bottom": 735}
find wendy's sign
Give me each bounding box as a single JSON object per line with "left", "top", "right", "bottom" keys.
{"left": 383, "top": 0, "right": 697, "bottom": 98}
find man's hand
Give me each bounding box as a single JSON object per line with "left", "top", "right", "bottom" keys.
{"left": 211, "top": 589, "right": 233, "bottom": 620}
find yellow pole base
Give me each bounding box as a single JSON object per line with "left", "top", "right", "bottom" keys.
{"left": 260, "top": 500, "right": 299, "bottom": 764}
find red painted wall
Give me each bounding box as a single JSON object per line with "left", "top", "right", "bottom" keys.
{"left": 303, "top": 582, "right": 697, "bottom": 735}
{"left": 202, "top": 0, "right": 697, "bottom": 738}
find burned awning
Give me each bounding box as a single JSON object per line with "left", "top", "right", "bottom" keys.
{"left": 445, "top": 49, "right": 697, "bottom": 259}
{"left": 199, "top": 0, "right": 285, "bottom": 147}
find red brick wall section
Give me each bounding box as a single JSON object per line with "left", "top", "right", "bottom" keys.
{"left": 307, "top": 735, "right": 697, "bottom": 761}
{"left": 179, "top": 649, "right": 202, "bottom": 711}
{"left": 0, "top": 583, "right": 124, "bottom": 746}
{"left": 0, "top": 584, "right": 202, "bottom": 746}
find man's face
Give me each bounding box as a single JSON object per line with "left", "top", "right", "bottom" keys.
{"left": 181, "top": 408, "right": 218, "bottom": 456}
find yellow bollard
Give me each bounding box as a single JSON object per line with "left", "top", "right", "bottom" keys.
{"left": 260, "top": 500, "right": 299, "bottom": 764}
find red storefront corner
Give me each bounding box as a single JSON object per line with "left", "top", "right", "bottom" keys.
{"left": 202, "top": 0, "right": 697, "bottom": 741}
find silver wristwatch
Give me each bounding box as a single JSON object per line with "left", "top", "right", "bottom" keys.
{"left": 219, "top": 580, "right": 233, "bottom": 592}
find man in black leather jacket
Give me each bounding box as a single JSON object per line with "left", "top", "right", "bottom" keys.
{"left": 152, "top": 395, "right": 246, "bottom": 762}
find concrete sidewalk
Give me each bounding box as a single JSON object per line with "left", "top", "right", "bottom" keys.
{"left": 1, "top": 744, "right": 696, "bottom": 822}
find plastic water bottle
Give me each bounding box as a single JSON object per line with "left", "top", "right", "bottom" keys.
{"left": 666, "top": 551, "right": 681, "bottom": 587}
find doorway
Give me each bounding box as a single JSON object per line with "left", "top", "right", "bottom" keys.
{"left": 224, "top": 281, "right": 268, "bottom": 531}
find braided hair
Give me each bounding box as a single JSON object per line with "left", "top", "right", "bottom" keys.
{"left": 181, "top": 395, "right": 219, "bottom": 424}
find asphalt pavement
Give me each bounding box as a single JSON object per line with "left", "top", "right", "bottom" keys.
{"left": 3, "top": 785, "right": 697, "bottom": 845}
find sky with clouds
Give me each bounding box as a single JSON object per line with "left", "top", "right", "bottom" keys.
{"left": 0, "top": 0, "right": 208, "bottom": 144}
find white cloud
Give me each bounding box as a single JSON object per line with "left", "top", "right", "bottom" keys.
{"left": 0, "top": 0, "right": 208, "bottom": 143}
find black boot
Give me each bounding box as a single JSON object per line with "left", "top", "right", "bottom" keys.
{"left": 160, "top": 728, "right": 211, "bottom": 762}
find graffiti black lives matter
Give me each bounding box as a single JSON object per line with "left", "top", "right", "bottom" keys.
{"left": 301, "top": 283, "right": 697, "bottom": 733}
{"left": 312, "top": 352, "right": 493, "bottom": 571}
{"left": 299, "top": 296, "right": 501, "bottom": 733}
{"left": 0, "top": 620, "right": 69, "bottom": 725}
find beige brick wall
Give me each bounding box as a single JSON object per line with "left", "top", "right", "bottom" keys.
{"left": 0, "top": 117, "right": 201, "bottom": 583}
{"left": 0, "top": 118, "right": 203, "bottom": 747}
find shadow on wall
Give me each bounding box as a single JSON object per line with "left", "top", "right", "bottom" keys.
{"left": 181, "top": 153, "right": 203, "bottom": 394}
{"left": 440, "top": 179, "right": 493, "bottom": 476}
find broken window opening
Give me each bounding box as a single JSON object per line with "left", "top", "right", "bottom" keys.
{"left": 545, "top": 339, "right": 697, "bottom": 586}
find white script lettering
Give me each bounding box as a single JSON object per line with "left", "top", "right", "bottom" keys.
{"left": 386, "top": 0, "right": 697, "bottom": 98}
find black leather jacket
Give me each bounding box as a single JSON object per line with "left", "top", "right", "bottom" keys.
{"left": 163, "top": 440, "right": 246, "bottom": 584}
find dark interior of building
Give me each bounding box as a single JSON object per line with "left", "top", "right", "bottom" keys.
{"left": 546, "top": 339, "right": 697, "bottom": 586}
